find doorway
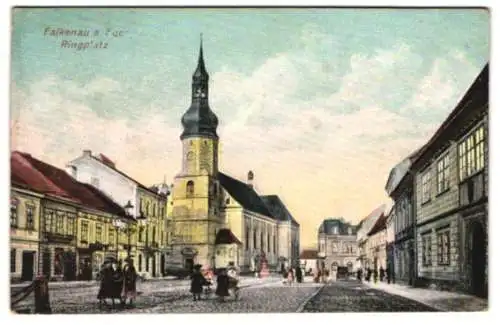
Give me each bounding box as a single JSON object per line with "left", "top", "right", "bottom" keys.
{"left": 21, "top": 251, "right": 35, "bottom": 281}
{"left": 184, "top": 258, "right": 194, "bottom": 273}
{"left": 160, "top": 254, "right": 165, "bottom": 276}
{"left": 470, "top": 222, "right": 486, "bottom": 297}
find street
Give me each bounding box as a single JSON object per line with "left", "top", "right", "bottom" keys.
{"left": 303, "top": 279, "right": 438, "bottom": 312}
{"left": 11, "top": 276, "right": 439, "bottom": 313}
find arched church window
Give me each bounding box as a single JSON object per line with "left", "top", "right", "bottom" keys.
{"left": 245, "top": 226, "right": 249, "bottom": 251}
{"left": 186, "top": 181, "right": 195, "bottom": 197}
{"left": 253, "top": 229, "right": 257, "bottom": 250}
{"left": 260, "top": 232, "right": 264, "bottom": 251}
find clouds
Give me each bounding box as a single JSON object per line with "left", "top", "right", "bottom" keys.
{"left": 10, "top": 22, "right": 486, "bottom": 247}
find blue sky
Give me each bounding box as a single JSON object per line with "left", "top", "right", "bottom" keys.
{"left": 10, "top": 8, "right": 489, "bottom": 246}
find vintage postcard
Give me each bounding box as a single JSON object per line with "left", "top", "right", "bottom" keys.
{"left": 9, "top": 7, "right": 489, "bottom": 314}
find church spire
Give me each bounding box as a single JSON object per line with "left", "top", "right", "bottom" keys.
{"left": 193, "top": 33, "right": 208, "bottom": 79}
{"left": 180, "top": 37, "right": 219, "bottom": 140}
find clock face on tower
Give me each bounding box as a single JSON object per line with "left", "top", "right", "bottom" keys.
{"left": 195, "top": 88, "right": 206, "bottom": 98}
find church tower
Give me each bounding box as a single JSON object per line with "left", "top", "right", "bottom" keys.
{"left": 170, "top": 37, "right": 224, "bottom": 270}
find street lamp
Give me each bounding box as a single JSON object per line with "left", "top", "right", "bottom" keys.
{"left": 124, "top": 200, "right": 134, "bottom": 259}
{"left": 112, "top": 218, "right": 125, "bottom": 259}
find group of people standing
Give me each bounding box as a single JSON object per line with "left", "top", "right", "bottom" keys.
{"left": 190, "top": 263, "right": 240, "bottom": 302}
{"left": 357, "top": 265, "right": 393, "bottom": 284}
{"left": 97, "top": 258, "right": 138, "bottom": 308}
{"left": 282, "top": 266, "right": 303, "bottom": 284}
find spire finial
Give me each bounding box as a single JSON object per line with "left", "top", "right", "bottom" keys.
{"left": 194, "top": 33, "right": 207, "bottom": 77}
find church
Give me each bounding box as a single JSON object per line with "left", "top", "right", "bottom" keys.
{"left": 168, "top": 40, "right": 300, "bottom": 273}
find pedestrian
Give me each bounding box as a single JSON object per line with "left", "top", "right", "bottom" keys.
{"left": 295, "top": 265, "right": 303, "bottom": 284}
{"left": 97, "top": 262, "right": 113, "bottom": 307}
{"left": 122, "top": 258, "right": 138, "bottom": 306}
{"left": 216, "top": 268, "right": 230, "bottom": 302}
{"left": 110, "top": 260, "right": 124, "bottom": 308}
{"left": 282, "top": 268, "right": 288, "bottom": 284}
{"left": 357, "top": 268, "right": 363, "bottom": 282}
{"left": 190, "top": 264, "right": 206, "bottom": 301}
{"left": 287, "top": 268, "right": 294, "bottom": 285}
{"left": 373, "top": 268, "right": 379, "bottom": 283}
{"left": 379, "top": 267, "right": 385, "bottom": 283}
{"left": 366, "top": 268, "right": 372, "bottom": 282}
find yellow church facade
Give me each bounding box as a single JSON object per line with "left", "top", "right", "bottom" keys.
{"left": 168, "top": 41, "right": 300, "bottom": 272}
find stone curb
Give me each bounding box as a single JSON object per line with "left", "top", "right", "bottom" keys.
{"left": 295, "top": 283, "right": 326, "bottom": 313}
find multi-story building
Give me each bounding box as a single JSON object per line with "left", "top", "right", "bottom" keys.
{"left": 385, "top": 206, "right": 395, "bottom": 279}
{"left": 10, "top": 151, "right": 134, "bottom": 282}
{"left": 299, "top": 249, "right": 318, "bottom": 274}
{"left": 385, "top": 149, "right": 422, "bottom": 285}
{"left": 366, "top": 213, "right": 388, "bottom": 272}
{"left": 413, "top": 64, "right": 488, "bottom": 297}
{"left": 356, "top": 204, "right": 386, "bottom": 270}
{"left": 317, "top": 218, "right": 358, "bottom": 274}
{"left": 66, "top": 150, "right": 169, "bottom": 278}
{"left": 168, "top": 41, "right": 300, "bottom": 272}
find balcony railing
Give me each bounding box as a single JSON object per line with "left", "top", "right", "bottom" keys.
{"left": 45, "top": 232, "right": 75, "bottom": 243}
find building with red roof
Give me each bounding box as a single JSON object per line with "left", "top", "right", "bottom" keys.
{"left": 10, "top": 151, "right": 133, "bottom": 282}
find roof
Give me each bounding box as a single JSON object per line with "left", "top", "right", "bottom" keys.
{"left": 218, "top": 172, "right": 274, "bottom": 218}
{"left": 11, "top": 151, "right": 128, "bottom": 218}
{"left": 215, "top": 228, "right": 242, "bottom": 245}
{"left": 367, "top": 213, "right": 388, "bottom": 236}
{"left": 299, "top": 249, "right": 318, "bottom": 260}
{"left": 260, "top": 195, "right": 299, "bottom": 226}
{"left": 83, "top": 153, "right": 161, "bottom": 197}
{"left": 318, "top": 218, "right": 356, "bottom": 235}
{"left": 357, "top": 204, "right": 386, "bottom": 240}
{"left": 412, "top": 63, "right": 488, "bottom": 167}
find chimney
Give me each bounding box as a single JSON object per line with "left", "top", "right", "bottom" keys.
{"left": 247, "top": 170, "right": 254, "bottom": 188}
{"left": 83, "top": 149, "right": 92, "bottom": 157}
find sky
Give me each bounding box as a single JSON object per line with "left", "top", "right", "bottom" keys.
{"left": 10, "top": 8, "right": 489, "bottom": 248}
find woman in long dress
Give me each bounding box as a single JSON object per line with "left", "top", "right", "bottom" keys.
{"left": 122, "top": 259, "right": 138, "bottom": 306}
{"left": 215, "top": 268, "right": 230, "bottom": 302}
{"left": 190, "top": 265, "right": 206, "bottom": 301}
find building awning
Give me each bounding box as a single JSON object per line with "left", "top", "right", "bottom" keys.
{"left": 215, "top": 228, "right": 242, "bottom": 245}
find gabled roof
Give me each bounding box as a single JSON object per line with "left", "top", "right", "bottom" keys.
{"left": 357, "top": 204, "right": 386, "bottom": 240}
{"left": 260, "top": 195, "right": 299, "bottom": 226}
{"left": 69, "top": 151, "right": 161, "bottom": 197}
{"left": 299, "top": 249, "right": 318, "bottom": 259}
{"left": 367, "top": 213, "right": 388, "bottom": 237}
{"left": 218, "top": 172, "right": 274, "bottom": 218}
{"left": 215, "top": 228, "right": 242, "bottom": 245}
{"left": 11, "top": 151, "right": 128, "bottom": 218}
{"left": 318, "top": 218, "right": 356, "bottom": 235}
{"left": 412, "top": 63, "right": 488, "bottom": 167}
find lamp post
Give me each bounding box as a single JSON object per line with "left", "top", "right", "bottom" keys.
{"left": 112, "top": 218, "right": 125, "bottom": 259}
{"left": 124, "top": 200, "right": 134, "bottom": 259}
{"left": 137, "top": 215, "right": 150, "bottom": 273}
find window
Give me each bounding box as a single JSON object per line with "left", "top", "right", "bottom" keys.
{"left": 422, "top": 234, "right": 432, "bottom": 266}
{"left": 332, "top": 243, "right": 338, "bottom": 253}
{"left": 437, "top": 229, "right": 450, "bottom": 265}
{"left": 274, "top": 235, "right": 277, "bottom": 254}
{"left": 459, "top": 125, "right": 485, "bottom": 181}
{"left": 253, "top": 229, "right": 257, "bottom": 250}
{"left": 96, "top": 224, "right": 103, "bottom": 242}
{"left": 67, "top": 217, "right": 75, "bottom": 236}
{"left": 10, "top": 200, "right": 18, "bottom": 228}
{"left": 145, "top": 202, "right": 150, "bottom": 217}
{"left": 45, "top": 211, "right": 53, "bottom": 232}
{"left": 56, "top": 213, "right": 64, "bottom": 234}
{"left": 23, "top": 204, "right": 35, "bottom": 230}
{"left": 81, "top": 221, "right": 89, "bottom": 242}
{"left": 267, "top": 233, "right": 271, "bottom": 253}
{"left": 138, "top": 254, "right": 142, "bottom": 272}
{"left": 186, "top": 181, "right": 194, "bottom": 197}
{"left": 161, "top": 231, "right": 164, "bottom": 245}
{"left": 260, "top": 232, "right": 264, "bottom": 251}
{"left": 152, "top": 226, "right": 156, "bottom": 243}
{"left": 245, "top": 226, "right": 249, "bottom": 251}
{"left": 109, "top": 228, "right": 115, "bottom": 246}
{"left": 421, "top": 170, "right": 431, "bottom": 203}
{"left": 437, "top": 154, "right": 450, "bottom": 194}
{"left": 139, "top": 227, "right": 144, "bottom": 242}
{"left": 226, "top": 198, "right": 230, "bottom": 205}
{"left": 10, "top": 249, "right": 16, "bottom": 273}
{"left": 153, "top": 203, "right": 156, "bottom": 217}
